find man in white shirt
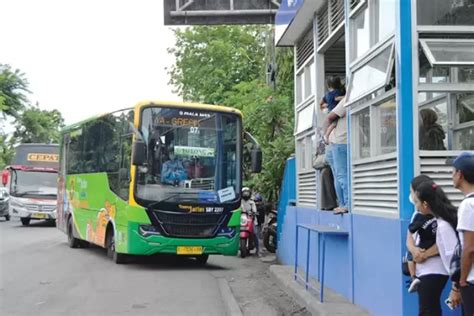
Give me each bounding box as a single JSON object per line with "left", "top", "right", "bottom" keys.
{"left": 451, "top": 152, "right": 474, "bottom": 314}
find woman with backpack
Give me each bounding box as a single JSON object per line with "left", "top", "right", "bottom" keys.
{"left": 413, "top": 181, "right": 460, "bottom": 315}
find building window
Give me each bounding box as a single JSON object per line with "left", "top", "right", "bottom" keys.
{"left": 420, "top": 39, "right": 474, "bottom": 66}
{"left": 419, "top": 92, "right": 474, "bottom": 151}
{"left": 353, "top": 107, "right": 371, "bottom": 159}
{"left": 296, "top": 104, "right": 315, "bottom": 134}
{"left": 352, "top": 6, "right": 370, "bottom": 59}
{"left": 347, "top": 44, "right": 393, "bottom": 103}
{"left": 350, "top": 0, "right": 396, "bottom": 62}
{"left": 417, "top": 0, "right": 474, "bottom": 26}
{"left": 304, "top": 61, "right": 315, "bottom": 100}
{"left": 375, "top": 0, "right": 396, "bottom": 43}
{"left": 296, "top": 73, "right": 303, "bottom": 104}
{"left": 376, "top": 97, "right": 397, "bottom": 155}
{"left": 296, "top": 59, "right": 315, "bottom": 107}
{"left": 297, "top": 136, "right": 314, "bottom": 171}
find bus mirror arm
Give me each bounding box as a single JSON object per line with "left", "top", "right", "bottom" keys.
{"left": 244, "top": 132, "right": 262, "bottom": 173}
{"left": 129, "top": 122, "right": 144, "bottom": 142}
{"left": 132, "top": 141, "right": 147, "bottom": 166}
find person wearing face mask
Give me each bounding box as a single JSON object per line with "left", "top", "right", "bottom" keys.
{"left": 161, "top": 145, "right": 188, "bottom": 185}
{"left": 405, "top": 175, "right": 440, "bottom": 294}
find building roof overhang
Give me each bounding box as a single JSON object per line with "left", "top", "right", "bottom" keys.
{"left": 276, "top": 0, "right": 324, "bottom": 47}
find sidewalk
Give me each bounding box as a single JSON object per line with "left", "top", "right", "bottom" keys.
{"left": 268, "top": 265, "right": 371, "bottom": 316}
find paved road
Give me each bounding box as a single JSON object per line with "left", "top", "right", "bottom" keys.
{"left": 0, "top": 218, "right": 308, "bottom": 316}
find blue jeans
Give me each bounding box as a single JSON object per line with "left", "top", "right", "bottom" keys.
{"left": 326, "top": 144, "right": 348, "bottom": 207}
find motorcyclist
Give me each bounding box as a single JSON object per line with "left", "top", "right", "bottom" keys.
{"left": 241, "top": 187, "right": 259, "bottom": 256}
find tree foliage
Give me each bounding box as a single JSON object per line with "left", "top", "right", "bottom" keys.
{"left": 0, "top": 64, "right": 65, "bottom": 169}
{"left": 14, "top": 106, "right": 64, "bottom": 144}
{"left": 0, "top": 64, "right": 29, "bottom": 118}
{"left": 168, "top": 26, "right": 268, "bottom": 105}
{"left": 169, "top": 26, "right": 295, "bottom": 202}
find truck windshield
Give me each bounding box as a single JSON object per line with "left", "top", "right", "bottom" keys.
{"left": 135, "top": 106, "right": 241, "bottom": 205}
{"left": 11, "top": 170, "right": 58, "bottom": 197}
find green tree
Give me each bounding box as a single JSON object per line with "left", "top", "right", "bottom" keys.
{"left": 0, "top": 64, "right": 30, "bottom": 169}
{"left": 0, "top": 64, "right": 29, "bottom": 118}
{"left": 169, "top": 26, "right": 295, "bottom": 201}
{"left": 224, "top": 80, "right": 294, "bottom": 201}
{"left": 168, "top": 26, "right": 268, "bottom": 105}
{"left": 13, "top": 106, "right": 64, "bottom": 144}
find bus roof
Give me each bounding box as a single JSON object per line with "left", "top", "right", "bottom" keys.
{"left": 61, "top": 100, "right": 242, "bottom": 132}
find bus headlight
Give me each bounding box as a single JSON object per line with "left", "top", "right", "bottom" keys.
{"left": 139, "top": 225, "right": 161, "bottom": 237}
{"left": 217, "top": 227, "right": 236, "bottom": 238}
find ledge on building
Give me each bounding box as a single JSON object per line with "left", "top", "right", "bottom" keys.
{"left": 269, "top": 265, "right": 370, "bottom": 316}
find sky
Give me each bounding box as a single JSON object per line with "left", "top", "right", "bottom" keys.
{"left": 1, "top": 0, "right": 181, "bottom": 126}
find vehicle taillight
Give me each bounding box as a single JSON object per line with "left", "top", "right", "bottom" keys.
{"left": 1, "top": 170, "right": 9, "bottom": 186}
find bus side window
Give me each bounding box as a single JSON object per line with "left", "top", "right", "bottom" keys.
{"left": 67, "top": 129, "right": 84, "bottom": 174}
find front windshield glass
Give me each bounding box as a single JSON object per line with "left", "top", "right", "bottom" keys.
{"left": 11, "top": 170, "right": 58, "bottom": 197}
{"left": 136, "top": 106, "right": 241, "bottom": 204}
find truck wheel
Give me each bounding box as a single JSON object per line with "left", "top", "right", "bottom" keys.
{"left": 5, "top": 215, "right": 10, "bottom": 221}
{"left": 67, "top": 217, "right": 81, "bottom": 248}
{"left": 20, "top": 218, "right": 30, "bottom": 226}
{"left": 106, "top": 229, "right": 127, "bottom": 264}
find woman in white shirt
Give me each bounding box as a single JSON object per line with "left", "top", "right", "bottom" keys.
{"left": 414, "top": 181, "right": 460, "bottom": 315}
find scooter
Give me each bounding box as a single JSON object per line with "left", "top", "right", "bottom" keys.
{"left": 239, "top": 210, "right": 256, "bottom": 258}
{"left": 263, "top": 209, "right": 277, "bottom": 253}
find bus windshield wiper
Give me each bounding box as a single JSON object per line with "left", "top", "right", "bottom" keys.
{"left": 148, "top": 192, "right": 196, "bottom": 208}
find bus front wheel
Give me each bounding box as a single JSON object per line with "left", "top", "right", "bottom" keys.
{"left": 195, "top": 255, "right": 209, "bottom": 265}
{"left": 106, "top": 228, "right": 127, "bottom": 264}
{"left": 67, "top": 217, "right": 81, "bottom": 248}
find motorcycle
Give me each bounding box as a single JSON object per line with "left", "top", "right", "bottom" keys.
{"left": 239, "top": 210, "right": 256, "bottom": 258}
{"left": 263, "top": 209, "right": 277, "bottom": 253}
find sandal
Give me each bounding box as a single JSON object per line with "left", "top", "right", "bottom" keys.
{"left": 333, "top": 207, "right": 348, "bottom": 215}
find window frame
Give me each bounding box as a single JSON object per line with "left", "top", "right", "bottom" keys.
{"left": 419, "top": 39, "right": 474, "bottom": 67}
{"left": 295, "top": 53, "right": 316, "bottom": 108}
{"left": 349, "top": 0, "right": 396, "bottom": 64}
{"left": 350, "top": 89, "right": 397, "bottom": 161}
{"left": 295, "top": 101, "right": 316, "bottom": 135}
{"left": 346, "top": 41, "right": 395, "bottom": 105}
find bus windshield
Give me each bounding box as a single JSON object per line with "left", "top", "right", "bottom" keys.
{"left": 11, "top": 170, "right": 58, "bottom": 198}
{"left": 136, "top": 106, "right": 241, "bottom": 205}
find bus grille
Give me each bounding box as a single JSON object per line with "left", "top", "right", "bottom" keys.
{"left": 153, "top": 212, "right": 224, "bottom": 238}
{"left": 25, "top": 204, "right": 56, "bottom": 212}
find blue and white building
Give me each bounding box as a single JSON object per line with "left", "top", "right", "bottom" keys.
{"left": 275, "top": 0, "right": 473, "bottom": 315}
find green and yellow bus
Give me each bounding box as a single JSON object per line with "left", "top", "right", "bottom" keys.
{"left": 57, "top": 101, "right": 261, "bottom": 263}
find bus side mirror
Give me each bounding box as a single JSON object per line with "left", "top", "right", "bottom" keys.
{"left": 251, "top": 148, "right": 262, "bottom": 173}
{"left": 119, "top": 168, "right": 129, "bottom": 181}
{"left": 132, "top": 141, "right": 146, "bottom": 166}
{"left": 2, "top": 170, "right": 9, "bottom": 186}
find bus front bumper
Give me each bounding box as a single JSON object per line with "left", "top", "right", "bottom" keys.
{"left": 10, "top": 207, "right": 57, "bottom": 220}
{"left": 125, "top": 223, "right": 239, "bottom": 256}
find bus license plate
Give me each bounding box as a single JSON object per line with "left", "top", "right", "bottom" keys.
{"left": 177, "top": 246, "right": 203, "bottom": 255}
{"left": 32, "top": 213, "right": 46, "bottom": 219}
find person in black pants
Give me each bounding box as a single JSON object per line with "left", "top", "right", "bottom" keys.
{"left": 414, "top": 181, "right": 460, "bottom": 316}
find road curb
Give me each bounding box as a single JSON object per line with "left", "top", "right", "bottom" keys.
{"left": 218, "top": 278, "right": 243, "bottom": 316}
